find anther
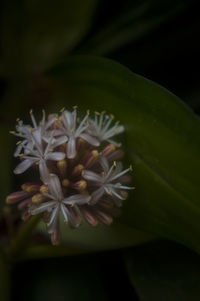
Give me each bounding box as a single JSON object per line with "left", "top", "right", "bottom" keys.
{"left": 60, "top": 107, "right": 65, "bottom": 112}
{"left": 32, "top": 193, "right": 46, "bottom": 204}
{"left": 40, "top": 185, "right": 48, "bottom": 194}
{"left": 57, "top": 159, "right": 67, "bottom": 178}
{"left": 22, "top": 183, "right": 40, "bottom": 193}
{"left": 72, "top": 164, "right": 84, "bottom": 177}
{"left": 62, "top": 179, "right": 70, "bottom": 187}
{"left": 85, "top": 150, "right": 99, "bottom": 169}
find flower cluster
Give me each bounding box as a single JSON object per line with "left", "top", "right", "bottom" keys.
{"left": 6, "top": 108, "right": 133, "bottom": 245}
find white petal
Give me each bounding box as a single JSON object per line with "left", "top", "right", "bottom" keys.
{"left": 32, "top": 128, "right": 42, "bottom": 146}
{"left": 29, "top": 201, "right": 56, "bottom": 215}
{"left": 51, "top": 136, "right": 68, "bottom": 148}
{"left": 107, "top": 139, "right": 121, "bottom": 147}
{"left": 99, "top": 157, "right": 109, "bottom": 173}
{"left": 63, "top": 194, "right": 90, "bottom": 205}
{"left": 45, "top": 152, "right": 65, "bottom": 161}
{"left": 39, "top": 161, "right": 50, "bottom": 184}
{"left": 14, "top": 158, "right": 37, "bottom": 174}
{"left": 62, "top": 111, "right": 74, "bottom": 130}
{"left": 48, "top": 174, "right": 63, "bottom": 200}
{"left": 79, "top": 133, "right": 100, "bottom": 146}
{"left": 82, "top": 170, "right": 102, "bottom": 182}
{"left": 61, "top": 204, "right": 69, "bottom": 223}
{"left": 45, "top": 115, "right": 57, "bottom": 130}
{"left": 67, "top": 137, "right": 76, "bottom": 159}
{"left": 47, "top": 205, "right": 60, "bottom": 234}
{"left": 91, "top": 187, "right": 104, "bottom": 204}
{"left": 109, "top": 167, "right": 130, "bottom": 182}
{"left": 14, "top": 143, "right": 24, "bottom": 157}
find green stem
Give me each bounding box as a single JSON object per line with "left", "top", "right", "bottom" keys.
{"left": 8, "top": 215, "right": 41, "bottom": 260}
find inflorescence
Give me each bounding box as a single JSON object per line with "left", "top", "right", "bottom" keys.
{"left": 6, "top": 108, "right": 133, "bottom": 245}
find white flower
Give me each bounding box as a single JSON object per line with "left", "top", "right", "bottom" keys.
{"left": 82, "top": 157, "right": 132, "bottom": 205}
{"left": 29, "top": 174, "right": 91, "bottom": 231}
{"left": 13, "top": 112, "right": 67, "bottom": 181}
{"left": 57, "top": 108, "right": 99, "bottom": 159}
{"left": 11, "top": 110, "right": 58, "bottom": 157}
{"left": 87, "top": 112, "right": 124, "bottom": 146}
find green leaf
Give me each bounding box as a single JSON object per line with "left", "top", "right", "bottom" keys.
{"left": 77, "top": 0, "right": 188, "bottom": 55}
{"left": 0, "top": 0, "right": 98, "bottom": 75}
{"left": 36, "top": 219, "right": 155, "bottom": 253}
{"left": 45, "top": 56, "right": 200, "bottom": 253}
{"left": 124, "top": 241, "right": 200, "bottom": 301}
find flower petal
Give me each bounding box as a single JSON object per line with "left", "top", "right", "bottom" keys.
{"left": 48, "top": 174, "right": 63, "bottom": 200}
{"left": 82, "top": 170, "right": 102, "bottom": 182}
{"left": 29, "top": 200, "right": 56, "bottom": 215}
{"left": 14, "top": 158, "right": 37, "bottom": 174}
{"left": 91, "top": 187, "right": 105, "bottom": 204}
{"left": 51, "top": 136, "right": 68, "bottom": 148}
{"left": 61, "top": 203, "right": 69, "bottom": 223}
{"left": 67, "top": 137, "right": 76, "bottom": 159}
{"left": 63, "top": 194, "right": 91, "bottom": 205}
{"left": 39, "top": 161, "right": 50, "bottom": 184}
{"left": 47, "top": 205, "right": 60, "bottom": 234}
{"left": 45, "top": 152, "right": 65, "bottom": 161}
{"left": 79, "top": 133, "right": 100, "bottom": 146}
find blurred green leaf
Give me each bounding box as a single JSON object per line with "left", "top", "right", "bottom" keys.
{"left": 77, "top": 0, "right": 188, "bottom": 55}
{"left": 45, "top": 56, "right": 200, "bottom": 253}
{"left": 36, "top": 219, "right": 155, "bottom": 253}
{"left": 124, "top": 241, "right": 200, "bottom": 301}
{"left": 0, "top": 0, "right": 98, "bottom": 76}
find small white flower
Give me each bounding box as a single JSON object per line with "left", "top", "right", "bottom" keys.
{"left": 11, "top": 110, "right": 58, "bottom": 157}
{"left": 57, "top": 108, "right": 99, "bottom": 159}
{"left": 82, "top": 157, "right": 132, "bottom": 205}
{"left": 14, "top": 129, "right": 66, "bottom": 181}
{"left": 29, "top": 174, "right": 91, "bottom": 232}
{"left": 87, "top": 112, "right": 124, "bottom": 146}
{"left": 13, "top": 112, "right": 67, "bottom": 181}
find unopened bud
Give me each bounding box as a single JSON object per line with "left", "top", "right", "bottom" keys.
{"left": 95, "top": 210, "right": 113, "bottom": 225}
{"left": 6, "top": 191, "right": 31, "bottom": 204}
{"left": 72, "top": 180, "right": 87, "bottom": 192}
{"left": 40, "top": 185, "right": 48, "bottom": 194}
{"left": 21, "top": 182, "right": 40, "bottom": 193}
{"left": 101, "top": 144, "right": 116, "bottom": 157}
{"left": 32, "top": 193, "right": 46, "bottom": 204}
{"left": 85, "top": 150, "right": 99, "bottom": 168}
{"left": 107, "top": 150, "right": 124, "bottom": 161}
{"left": 72, "top": 164, "right": 84, "bottom": 177}
{"left": 79, "top": 207, "right": 99, "bottom": 227}
{"left": 62, "top": 179, "right": 70, "bottom": 187}
{"left": 57, "top": 159, "right": 67, "bottom": 177}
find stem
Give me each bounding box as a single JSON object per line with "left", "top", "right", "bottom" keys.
{"left": 8, "top": 215, "right": 41, "bottom": 260}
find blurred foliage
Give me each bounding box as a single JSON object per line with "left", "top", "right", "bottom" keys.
{"left": 0, "top": 0, "right": 200, "bottom": 300}
{"left": 124, "top": 240, "right": 200, "bottom": 301}
{"left": 46, "top": 56, "right": 200, "bottom": 253}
